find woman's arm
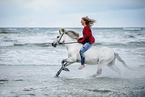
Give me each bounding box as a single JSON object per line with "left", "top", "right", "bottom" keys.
{"left": 78, "top": 26, "right": 91, "bottom": 43}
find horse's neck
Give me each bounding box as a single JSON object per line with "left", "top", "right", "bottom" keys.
{"left": 64, "top": 34, "right": 77, "bottom": 43}
{"left": 64, "top": 34, "right": 80, "bottom": 49}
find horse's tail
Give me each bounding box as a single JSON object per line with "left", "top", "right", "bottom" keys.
{"left": 114, "top": 53, "right": 131, "bottom": 69}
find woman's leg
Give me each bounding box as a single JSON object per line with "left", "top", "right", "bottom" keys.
{"left": 79, "top": 42, "right": 93, "bottom": 69}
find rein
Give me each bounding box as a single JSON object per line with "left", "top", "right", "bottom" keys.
{"left": 59, "top": 42, "right": 78, "bottom": 44}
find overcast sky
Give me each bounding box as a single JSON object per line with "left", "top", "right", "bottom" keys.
{"left": 0, "top": 0, "right": 145, "bottom": 27}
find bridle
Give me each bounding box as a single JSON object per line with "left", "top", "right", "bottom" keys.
{"left": 57, "top": 31, "right": 65, "bottom": 44}
{"left": 52, "top": 31, "right": 78, "bottom": 47}
{"left": 58, "top": 32, "right": 78, "bottom": 44}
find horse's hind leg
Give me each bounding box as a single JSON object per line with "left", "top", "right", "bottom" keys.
{"left": 108, "top": 60, "right": 121, "bottom": 75}
{"left": 93, "top": 61, "right": 109, "bottom": 77}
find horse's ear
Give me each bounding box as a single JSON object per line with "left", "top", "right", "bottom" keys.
{"left": 61, "top": 28, "right": 67, "bottom": 34}
{"left": 61, "top": 28, "right": 65, "bottom": 32}
{"left": 59, "top": 30, "right": 61, "bottom": 35}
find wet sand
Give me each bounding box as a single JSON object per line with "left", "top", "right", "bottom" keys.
{"left": 0, "top": 65, "right": 145, "bottom": 97}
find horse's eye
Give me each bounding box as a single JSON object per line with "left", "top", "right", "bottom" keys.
{"left": 57, "top": 36, "right": 60, "bottom": 38}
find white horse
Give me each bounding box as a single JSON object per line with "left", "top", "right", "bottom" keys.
{"left": 52, "top": 29, "right": 129, "bottom": 77}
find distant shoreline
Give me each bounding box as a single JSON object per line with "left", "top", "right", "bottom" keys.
{"left": 0, "top": 27, "right": 145, "bottom": 29}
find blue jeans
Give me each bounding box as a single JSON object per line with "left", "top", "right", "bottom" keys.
{"left": 80, "top": 42, "right": 93, "bottom": 65}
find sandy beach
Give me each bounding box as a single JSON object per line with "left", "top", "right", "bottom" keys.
{"left": 0, "top": 65, "right": 59, "bottom": 97}
{"left": 0, "top": 65, "right": 145, "bottom": 97}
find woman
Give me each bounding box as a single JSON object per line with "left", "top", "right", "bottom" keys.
{"left": 78, "top": 16, "right": 96, "bottom": 70}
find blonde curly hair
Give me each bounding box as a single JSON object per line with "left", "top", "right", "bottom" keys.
{"left": 82, "top": 16, "right": 96, "bottom": 27}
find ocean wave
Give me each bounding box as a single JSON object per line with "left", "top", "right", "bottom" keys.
{"left": 14, "top": 43, "right": 52, "bottom": 47}
{"left": 0, "top": 42, "right": 100, "bottom": 47}
{"left": 0, "top": 31, "right": 19, "bottom": 34}
{"left": 94, "top": 42, "right": 145, "bottom": 48}
{"left": 0, "top": 42, "right": 52, "bottom": 47}
{"left": 0, "top": 28, "right": 60, "bottom": 34}
{"left": 0, "top": 64, "right": 60, "bottom": 66}
{"left": 123, "top": 27, "right": 142, "bottom": 31}
{"left": 128, "top": 41, "right": 145, "bottom": 45}
{"left": 125, "top": 35, "right": 136, "bottom": 38}
{"left": 0, "top": 28, "right": 19, "bottom": 34}
{"left": 1, "top": 41, "right": 145, "bottom": 48}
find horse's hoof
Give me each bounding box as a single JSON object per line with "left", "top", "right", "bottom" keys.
{"left": 63, "top": 68, "right": 70, "bottom": 71}
{"left": 55, "top": 74, "right": 58, "bottom": 77}
{"left": 55, "top": 75, "right": 59, "bottom": 77}
{"left": 91, "top": 74, "right": 100, "bottom": 77}
{"left": 91, "top": 75, "right": 97, "bottom": 77}
{"left": 55, "top": 72, "right": 60, "bottom": 77}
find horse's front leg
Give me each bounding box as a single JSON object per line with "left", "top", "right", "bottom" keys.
{"left": 61, "top": 56, "right": 77, "bottom": 70}
{"left": 55, "top": 58, "right": 73, "bottom": 77}
{"left": 55, "top": 59, "right": 69, "bottom": 77}
{"left": 55, "top": 55, "right": 77, "bottom": 77}
{"left": 61, "top": 59, "right": 70, "bottom": 71}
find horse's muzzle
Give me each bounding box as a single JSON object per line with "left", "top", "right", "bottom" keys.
{"left": 51, "top": 43, "right": 57, "bottom": 47}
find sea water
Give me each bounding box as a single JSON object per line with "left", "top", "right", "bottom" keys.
{"left": 0, "top": 27, "right": 145, "bottom": 66}
{"left": 0, "top": 27, "right": 145, "bottom": 96}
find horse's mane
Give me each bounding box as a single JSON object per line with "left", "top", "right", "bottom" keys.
{"left": 61, "top": 29, "right": 79, "bottom": 39}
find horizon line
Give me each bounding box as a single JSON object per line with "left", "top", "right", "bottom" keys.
{"left": 0, "top": 26, "right": 145, "bottom": 28}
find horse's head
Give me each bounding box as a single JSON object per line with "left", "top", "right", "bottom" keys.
{"left": 52, "top": 28, "right": 79, "bottom": 47}
{"left": 52, "top": 29, "right": 65, "bottom": 47}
